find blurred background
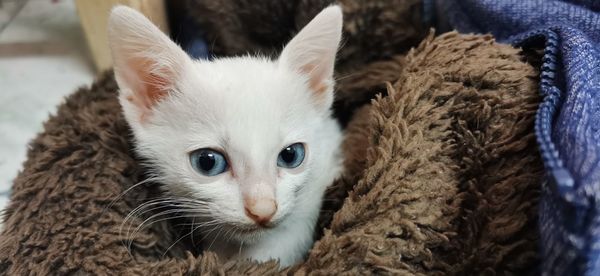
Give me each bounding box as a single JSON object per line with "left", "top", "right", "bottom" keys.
{"left": 0, "top": 0, "right": 206, "bottom": 212}
{"left": 0, "top": 0, "right": 94, "bottom": 211}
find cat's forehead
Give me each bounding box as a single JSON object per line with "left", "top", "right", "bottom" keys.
{"left": 192, "top": 57, "right": 307, "bottom": 95}
{"left": 164, "top": 57, "right": 316, "bottom": 148}
{"left": 178, "top": 58, "right": 314, "bottom": 121}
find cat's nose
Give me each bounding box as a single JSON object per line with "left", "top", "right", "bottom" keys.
{"left": 244, "top": 198, "right": 277, "bottom": 226}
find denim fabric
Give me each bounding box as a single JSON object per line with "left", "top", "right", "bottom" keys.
{"left": 429, "top": 0, "right": 600, "bottom": 274}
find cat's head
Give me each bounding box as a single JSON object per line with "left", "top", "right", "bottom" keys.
{"left": 108, "top": 5, "right": 342, "bottom": 240}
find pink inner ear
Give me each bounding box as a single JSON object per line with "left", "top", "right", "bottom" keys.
{"left": 123, "top": 57, "right": 171, "bottom": 120}
{"left": 300, "top": 63, "right": 329, "bottom": 95}
{"left": 137, "top": 71, "right": 169, "bottom": 109}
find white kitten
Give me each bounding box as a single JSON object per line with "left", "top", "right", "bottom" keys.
{"left": 108, "top": 5, "right": 343, "bottom": 267}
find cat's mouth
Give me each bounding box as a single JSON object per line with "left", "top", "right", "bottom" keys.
{"left": 235, "top": 220, "right": 278, "bottom": 233}
{"left": 188, "top": 210, "right": 290, "bottom": 243}
{"left": 238, "top": 210, "right": 289, "bottom": 231}
{"left": 210, "top": 223, "right": 268, "bottom": 243}
{"left": 217, "top": 217, "right": 284, "bottom": 242}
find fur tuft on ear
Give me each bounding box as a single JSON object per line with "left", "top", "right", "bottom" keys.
{"left": 279, "top": 5, "right": 343, "bottom": 105}
{"left": 108, "top": 6, "right": 190, "bottom": 123}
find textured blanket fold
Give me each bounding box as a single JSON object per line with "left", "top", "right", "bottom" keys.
{"left": 433, "top": 1, "right": 600, "bottom": 274}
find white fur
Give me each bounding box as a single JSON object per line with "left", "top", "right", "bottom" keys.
{"left": 108, "top": 5, "right": 343, "bottom": 267}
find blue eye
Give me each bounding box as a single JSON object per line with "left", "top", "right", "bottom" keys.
{"left": 189, "top": 149, "right": 228, "bottom": 176}
{"left": 277, "top": 143, "right": 305, "bottom": 168}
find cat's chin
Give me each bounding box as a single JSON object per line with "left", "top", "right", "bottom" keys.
{"left": 220, "top": 221, "right": 281, "bottom": 244}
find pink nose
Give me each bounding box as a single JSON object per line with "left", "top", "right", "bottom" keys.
{"left": 244, "top": 198, "right": 277, "bottom": 226}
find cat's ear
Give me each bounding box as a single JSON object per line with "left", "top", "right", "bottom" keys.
{"left": 108, "top": 6, "right": 190, "bottom": 123}
{"left": 279, "top": 5, "right": 342, "bottom": 107}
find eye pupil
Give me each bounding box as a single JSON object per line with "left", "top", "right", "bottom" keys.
{"left": 199, "top": 152, "right": 216, "bottom": 171}
{"left": 281, "top": 147, "right": 296, "bottom": 163}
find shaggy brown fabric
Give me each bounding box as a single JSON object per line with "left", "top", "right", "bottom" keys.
{"left": 313, "top": 33, "right": 542, "bottom": 275}
{"left": 0, "top": 32, "right": 542, "bottom": 275}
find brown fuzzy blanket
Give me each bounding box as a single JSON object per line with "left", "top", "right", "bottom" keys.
{"left": 0, "top": 1, "right": 543, "bottom": 275}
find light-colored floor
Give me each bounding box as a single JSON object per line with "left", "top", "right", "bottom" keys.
{"left": 0, "top": 0, "right": 95, "bottom": 212}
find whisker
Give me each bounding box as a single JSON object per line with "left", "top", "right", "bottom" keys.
{"left": 102, "top": 175, "right": 166, "bottom": 215}
{"left": 238, "top": 239, "right": 244, "bottom": 257}
{"left": 206, "top": 226, "right": 225, "bottom": 251}
{"left": 190, "top": 217, "right": 196, "bottom": 246}
{"left": 161, "top": 219, "right": 221, "bottom": 258}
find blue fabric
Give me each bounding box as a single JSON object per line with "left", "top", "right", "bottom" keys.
{"left": 430, "top": 0, "right": 600, "bottom": 274}
{"left": 176, "top": 14, "right": 210, "bottom": 60}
